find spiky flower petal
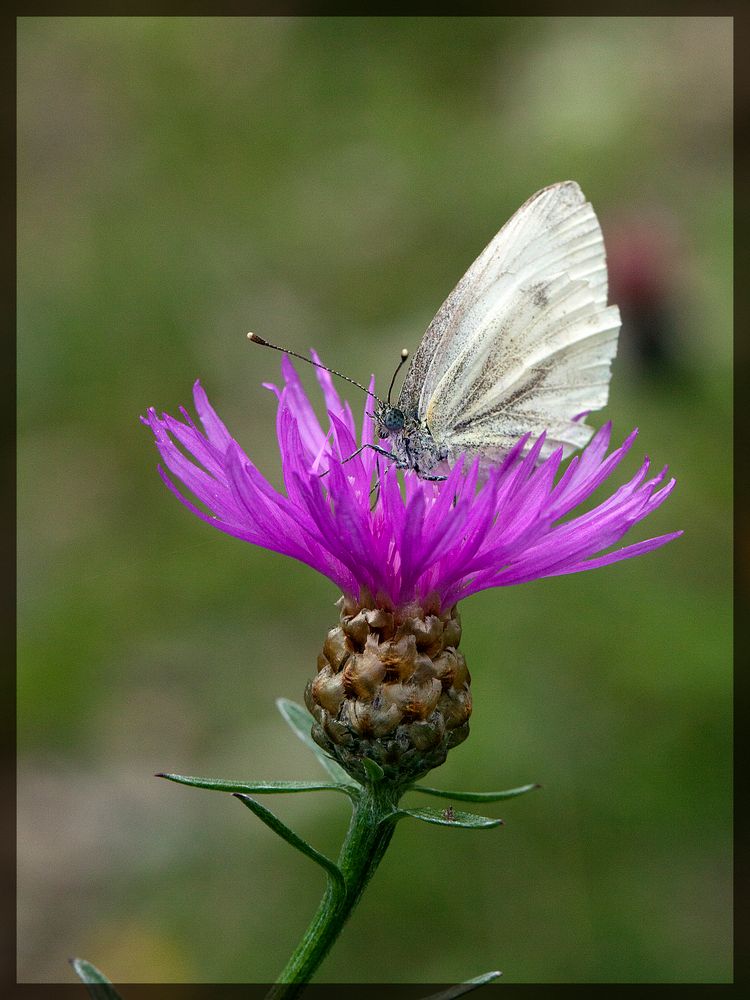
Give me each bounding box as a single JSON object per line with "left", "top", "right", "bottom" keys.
{"left": 142, "top": 354, "right": 680, "bottom": 615}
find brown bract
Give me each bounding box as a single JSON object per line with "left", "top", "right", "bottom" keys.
{"left": 306, "top": 597, "right": 472, "bottom": 785}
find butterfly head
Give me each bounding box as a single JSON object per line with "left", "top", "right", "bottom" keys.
{"left": 376, "top": 348, "right": 410, "bottom": 438}
{"left": 376, "top": 404, "right": 406, "bottom": 439}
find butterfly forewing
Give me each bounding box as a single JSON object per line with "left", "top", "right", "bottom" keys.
{"left": 398, "top": 181, "right": 619, "bottom": 463}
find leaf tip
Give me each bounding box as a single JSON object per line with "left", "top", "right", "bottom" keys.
{"left": 361, "top": 757, "right": 385, "bottom": 782}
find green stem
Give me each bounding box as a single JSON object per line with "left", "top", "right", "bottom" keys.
{"left": 265, "top": 781, "right": 401, "bottom": 999}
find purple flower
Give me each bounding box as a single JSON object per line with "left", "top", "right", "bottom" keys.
{"left": 142, "top": 354, "right": 681, "bottom": 613}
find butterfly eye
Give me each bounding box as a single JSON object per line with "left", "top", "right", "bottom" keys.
{"left": 382, "top": 408, "right": 405, "bottom": 433}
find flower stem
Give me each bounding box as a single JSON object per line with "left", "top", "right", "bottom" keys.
{"left": 266, "top": 781, "right": 402, "bottom": 998}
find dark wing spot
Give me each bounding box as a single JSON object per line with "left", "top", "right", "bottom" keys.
{"left": 530, "top": 282, "right": 550, "bottom": 308}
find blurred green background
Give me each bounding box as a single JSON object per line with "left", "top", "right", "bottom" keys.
{"left": 18, "top": 16, "right": 732, "bottom": 985}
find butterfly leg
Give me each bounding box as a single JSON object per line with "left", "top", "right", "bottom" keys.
{"left": 347, "top": 443, "right": 398, "bottom": 463}
{"left": 317, "top": 443, "right": 397, "bottom": 479}
{"left": 370, "top": 456, "right": 382, "bottom": 510}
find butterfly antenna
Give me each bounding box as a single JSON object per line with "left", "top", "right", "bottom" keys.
{"left": 387, "top": 348, "right": 410, "bottom": 405}
{"left": 247, "top": 332, "right": 384, "bottom": 404}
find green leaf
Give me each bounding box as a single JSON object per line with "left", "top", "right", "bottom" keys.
{"left": 234, "top": 793, "right": 346, "bottom": 897}
{"left": 156, "top": 772, "right": 356, "bottom": 799}
{"left": 423, "top": 969, "right": 502, "bottom": 998}
{"left": 412, "top": 782, "right": 540, "bottom": 803}
{"left": 69, "top": 958, "right": 123, "bottom": 999}
{"left": 361, "top": 757, "right": 385, "bottom": 782}
{"left": 276, "top": 697, "right": 356, "bottom": 786}
{"left": 395, "top": 806, "right": 504, "bottom": 829}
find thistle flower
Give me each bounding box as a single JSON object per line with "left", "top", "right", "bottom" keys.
{"left": 142, "top": 354, "right": 680, "bottom": 783}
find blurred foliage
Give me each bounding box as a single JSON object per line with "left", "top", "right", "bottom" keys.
{"left": 18, "top": 16, "right": 731, "bottom": 985}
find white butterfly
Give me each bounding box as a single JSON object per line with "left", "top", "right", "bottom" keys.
{"left": 374, "top": 181, "right": 621, "bottom": 479}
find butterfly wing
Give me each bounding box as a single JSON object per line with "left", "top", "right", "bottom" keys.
{"left": 398, "top": 181, "right": 620, "bottom": 462}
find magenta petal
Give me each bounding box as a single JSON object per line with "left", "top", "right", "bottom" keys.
{"left": 193, "top": 380, "right": 234, "bottom": 452}
{"left": 547, "top": 531, "right": 684, "bottom": 575}
{"left": 143, "top": 358, "right": 680, "bottom": 611}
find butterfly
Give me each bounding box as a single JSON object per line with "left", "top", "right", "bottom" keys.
{"left": 373, "top": 181, "right": 621, "bottom": 479}
{"left": 249, "top": 181, "right": 620, "bottom": 481}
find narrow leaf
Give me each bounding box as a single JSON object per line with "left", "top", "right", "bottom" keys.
{"left": 395, "top": 806, "right": 503, "bottom": 829}
{"left": 413, "top": 783, "right": 540, "bottom": 803}
{"left": 234, "top": 793, "right": 346, "bottom": 896}
{"left": 361, "top": 757, "right": 385, "bottom": 782}
{"left": 423, "top": 969, "right": 502, "bottom": 999}
{"left": 69, "top": 959, "right": 123, "bottom": 999}
{"left": 276, "top": 697, "right": 356, "bottom": 786}
{"left": 156, "top": 772, "right": 356, "bottom": 799}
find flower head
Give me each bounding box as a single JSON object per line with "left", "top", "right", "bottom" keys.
{"left": 142, "top": 353, "right": 680, "bottom": 616}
